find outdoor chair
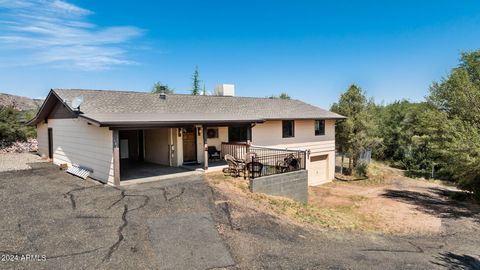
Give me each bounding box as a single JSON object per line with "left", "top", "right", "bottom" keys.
{"left": 246, "top": 161, "right": 263, "bottom": 179}
{"left": 208, "top": 146, "right": 221, "bottom": 161}
{"left": 223, "top": 154, "right": 245, "bottom": 177}
{"left": 276, "top": 154, "right": 299, "bottom": 173}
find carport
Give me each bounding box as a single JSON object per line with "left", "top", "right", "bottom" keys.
{"left": 118, "top": 128, "right": 188, "bottom": 182}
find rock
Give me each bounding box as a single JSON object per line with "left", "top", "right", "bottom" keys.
{"left": 0, "top": 139, "right": 38, "bottom": 153}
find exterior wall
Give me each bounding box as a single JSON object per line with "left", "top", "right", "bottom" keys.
{"left": 41, "top": 118, "right": 114, "bottom": 183}
{"left": 174, "top": 128, "right": 183, "bottom": 166}
{"left": 249, "top": 170, "right": 308, "bottom": 203}
{"left": 36, "top": 122, "right": 48, "bottom": 158}
{"left": 119, "top": 130, "right": 139, "bottom": 160}
{"left": 144, "top": 128, "right": 170, "bottom": 166}
{"left": 196, "top": 126, "right": 204, "bottom": 164}
{"left": 206, "top": 127, "right": 228, "bottom": 150}
{"left": 252, "top": 119, "right": 336, "bottom": 184}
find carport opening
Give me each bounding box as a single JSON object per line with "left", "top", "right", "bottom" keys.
{"left": 119, "top": 129, "right": 189, "bottom": 181}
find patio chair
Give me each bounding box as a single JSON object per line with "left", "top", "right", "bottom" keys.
{"left": 246, "top": 161, "right": 263, "bottom": 179}
{"left": 223, "top": 154, "right": 245, "bottom": 177}
{"left": 276, "top": 154, "right": 299, "bottom": 173}
{"left": 208, "top": 146, "right": 221, "bottom": 161}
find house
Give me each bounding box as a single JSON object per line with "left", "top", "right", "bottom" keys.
{"left": 28, "top": 86, "right": 344, "bottom": 186}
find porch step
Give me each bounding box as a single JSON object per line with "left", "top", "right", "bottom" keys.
{"left": 120, "top": 171, "right": 203, "bottom": 187}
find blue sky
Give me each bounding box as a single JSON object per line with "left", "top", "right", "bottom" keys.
{"left": 0, "top": 0, "right": 479, "bottom": 108}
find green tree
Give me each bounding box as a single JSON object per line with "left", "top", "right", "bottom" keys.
{"left": 151, "top": 81, "right": 174, "bottom": 94}
{"left": 427, "top": 50, "right": 480, "bottom": 198}
{"left": 268, "top": 92, "right": 291, "bottom": 99}
{"left": 331, "top": 84, "right": 380, "bottom": 174}
{"left": 0, "top": 105, "right": 35, "bottom": 143}
{"left": 191, "top": 66, "right": 201, "bottom": 95}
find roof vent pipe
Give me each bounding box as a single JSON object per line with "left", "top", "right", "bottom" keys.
{"left": 159, "top": 90, "right": 166, "bottom": 100}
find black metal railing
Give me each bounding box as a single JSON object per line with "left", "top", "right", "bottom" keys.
{"left": 221, "top": 142, "right": 307, "bottom": 179}
{"left": 247, "top": 146, "right": 306, "bottom": 179}
{"left": 221, "top": 142, "right": 249, "bottom": 160}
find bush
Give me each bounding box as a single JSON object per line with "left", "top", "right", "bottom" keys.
{"left": 354, "top": 162, "right": 368, "bottom": 177}
{"left": 0, "top": 106, "right": 36, "bottom": 143}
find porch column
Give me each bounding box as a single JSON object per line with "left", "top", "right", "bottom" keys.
{"left": 112, "top": 129, "right": 120, "bottom": 186}
{"left": 203, "top": 125, "right": 208, "bottom": 170}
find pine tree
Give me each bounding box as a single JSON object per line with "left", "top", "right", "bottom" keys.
{"left": 191, "top": 66, "right": 201, "bottom": 95}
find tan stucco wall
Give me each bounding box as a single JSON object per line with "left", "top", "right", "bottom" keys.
{"left": 38, "top": 118, "right": 114, "bottom": 183}
{"left": 196, "top": 125, "right": 204, "bottom": 163}
{"left": 252, "top": 120, "right": 336, "bottom": 184}
{"left": 144, "top": 128, "right": 170, "bottom": 166}
{"left": 206, "top": 127, "right": 228, "bottom": 151}
{"left": 36, "top": 122, "right": 48, "bottom": 158}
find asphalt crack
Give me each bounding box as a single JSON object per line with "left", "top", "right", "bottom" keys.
{"left": 48, "top": 247, "right": 104, "bottom": 259}
{"left": 64, "top": 185, "right": 100, "bottom": 210}
{"left": 361, "top": 241, "right": 424, "bottom": 253}
{"left": 102, "top": 189, "right": 150, "bottom": 263}
{"left": 160, "top": 187, "right": 186, "bottom": 202}
{"left": 103, "top": 204, "right": 128, "bottom": 262}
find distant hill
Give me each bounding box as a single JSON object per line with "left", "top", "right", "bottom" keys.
{"left": 0, "top": 93, "right": 43, "bottom": 111}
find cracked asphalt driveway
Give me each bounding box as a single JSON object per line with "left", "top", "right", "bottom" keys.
{"left": 0, "top": 162, "right": 233, "bottom": 269}
{"left": 1, "top": 161, "right": 479, "bottom": 269}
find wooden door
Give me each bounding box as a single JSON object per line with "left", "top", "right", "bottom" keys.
{"left": 182, "top": 127, "right": 197, "bottom": 162}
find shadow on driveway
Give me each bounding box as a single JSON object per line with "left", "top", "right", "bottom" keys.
{"left": 382, "top": 188, "right": 480, "bottom": 221}
{"left": 431, "top": 252, "right": 480, "bottom": 270}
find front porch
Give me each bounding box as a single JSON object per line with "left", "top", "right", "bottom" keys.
{"left": 111, "top": 123, "right": 253, "bottom": 186}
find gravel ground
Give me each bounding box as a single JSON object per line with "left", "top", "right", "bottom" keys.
{"left": 0, "top": 152, "right": 46, "bottom": 172}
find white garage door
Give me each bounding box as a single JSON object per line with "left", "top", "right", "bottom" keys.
{"left": 308, "top": 155, "right": 328, "bottom": 186}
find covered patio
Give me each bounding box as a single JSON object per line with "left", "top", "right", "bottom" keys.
{"left": 111, "top": 122, "right": 256, "bottom": 186}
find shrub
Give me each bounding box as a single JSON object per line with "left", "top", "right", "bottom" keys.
{"left": 0, "top": 105, "right": 36, "bottom": 143}
{"left": 354, "top": 162, "right": 368, "bottom": 177}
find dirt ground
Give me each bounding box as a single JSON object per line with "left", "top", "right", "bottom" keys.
{"left": 310, "top": 164, "right": 453, "bottom": 234}
{"left": 207, "top": 162, "right": 479, "bottom": 235}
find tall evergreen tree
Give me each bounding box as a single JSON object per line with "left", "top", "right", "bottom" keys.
{"left": 331, "top": 84, "right": 380, "bottom": 173}
{"left": 191, "top": 66, "right": 201, "bottom": 95}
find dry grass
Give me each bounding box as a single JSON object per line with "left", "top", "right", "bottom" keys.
{"left": 206, "top": 172, "right": 381, "bottom": 231}
{"left": 207, "top": 161, "right": 453, "bottom": 235}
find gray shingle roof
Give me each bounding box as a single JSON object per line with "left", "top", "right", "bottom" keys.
{"left": 52, "top": 89, "right": 344, "bottom": 126}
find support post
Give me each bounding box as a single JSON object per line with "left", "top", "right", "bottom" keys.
{"left": 203, "top": 126, "right": 208, "bottom": 170}
{"left": 112, "top": 129, "right": 120, "bottom": 186}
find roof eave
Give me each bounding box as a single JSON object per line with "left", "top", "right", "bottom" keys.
{"left": 27, "top": 89, "right": 78, "bottom": 126}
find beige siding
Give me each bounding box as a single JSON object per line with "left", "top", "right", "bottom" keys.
{"left": 252, "top": 120, "right": 336, "bottom": 184}
{"left": 252, "top": 119, "right": 335, "bottom": 147}
{"left": 196, "top": 125, "right": 204, "bottom": 163}
{"left": 47, "top": 118, "right": 114, "bottom": 183}
{"left": 36, "top": 122, "right": 48, "bottom": 158}
{"left": 174, "top": 128, "right": 183, "bottom": 166}
{"left": 144, "top": 128, "right": 170, "bottom": 166}
{"left": 206, "top": 127, "right": 228, "bottom": 150}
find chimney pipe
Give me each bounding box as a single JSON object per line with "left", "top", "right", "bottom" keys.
{"left": 159, "top": 90, "right": 166, "bottom": 100}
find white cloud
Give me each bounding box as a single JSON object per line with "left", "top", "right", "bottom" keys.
{"left": 0, "top": 0, "right": 144, "bottom": 70}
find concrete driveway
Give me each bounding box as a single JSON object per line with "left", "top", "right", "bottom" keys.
{"left": 1, "top": 158, "right": 479, "bottom": 269}
{"left": 0, "top": 162, "right": 233, "bottom": 269}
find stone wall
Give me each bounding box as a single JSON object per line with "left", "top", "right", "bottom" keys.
{"left": 249, "top": 170, "right": 308, "bottom": 203}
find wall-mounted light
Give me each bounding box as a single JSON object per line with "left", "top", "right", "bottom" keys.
{"left": 178, "top": 128, "right": 182, "bottom": 137}
{"left": 197, "top": 127, "right": 202, "bottom": 137}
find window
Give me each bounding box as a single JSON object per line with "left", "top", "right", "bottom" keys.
{"left": 228, "top": 126, "right": 248, "bottom": 142}
{"left": 282, "top": 120, "right": 295, "bottom": 138}
{"left": 315, "top": 120, "right": 325, "bottom": 136}
{"left": 207, "top": 128, "right": 219, "bottom": 139}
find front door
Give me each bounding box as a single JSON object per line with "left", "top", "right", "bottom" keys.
{"left": 182, "top": 127, "right": 197, "bottom": 162}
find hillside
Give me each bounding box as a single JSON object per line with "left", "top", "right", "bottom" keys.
{"left": 0, "top": 93, "right": 43, "bottom": 111}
